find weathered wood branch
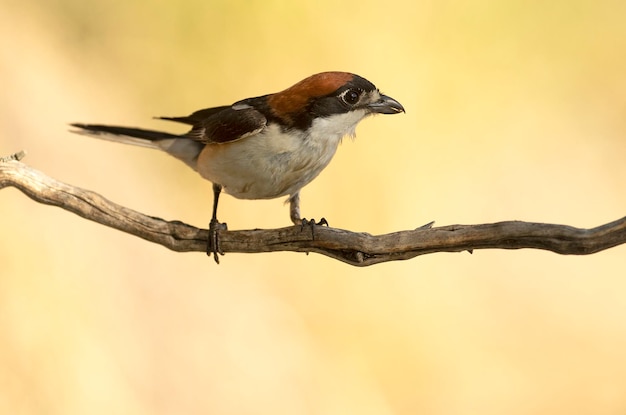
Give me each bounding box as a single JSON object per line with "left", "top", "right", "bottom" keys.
{"left": 2, "top": 152, "right": 625, "bottom": 266}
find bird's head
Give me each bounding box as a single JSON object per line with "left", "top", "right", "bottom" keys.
{"left": 266, "top": 72, "right": 404, "bottom": 132}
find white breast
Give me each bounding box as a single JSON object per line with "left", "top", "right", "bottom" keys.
{"left": 196, "top": 110, "right": 367, "bottom": 200}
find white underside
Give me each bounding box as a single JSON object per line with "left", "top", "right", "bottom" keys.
{"left": 197, "top": 109, "right": 368, "bottom": 199}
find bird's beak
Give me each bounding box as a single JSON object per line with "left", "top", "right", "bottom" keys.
{"left": 367, "top": 94, "right": 405, "bottom": 114}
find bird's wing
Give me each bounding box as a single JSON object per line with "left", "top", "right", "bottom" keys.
{"left": 161, "top": 105, "right": 268, "bottom": 145}
{"left": 157, "top": 106, "right": 232, "bottom": 125}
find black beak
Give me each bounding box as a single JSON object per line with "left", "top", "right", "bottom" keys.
{"left": 367, "top": 94, "right": 405, "bottom": 114}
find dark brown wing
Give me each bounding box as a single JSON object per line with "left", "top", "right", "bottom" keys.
{"left": 157, "top": 106, "right": 231, "bottom": 125}
{"left": 160, "top": 105, "right": 267, "bottom": 144}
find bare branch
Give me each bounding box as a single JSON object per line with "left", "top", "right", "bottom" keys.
{"left": 0, "top": 150, "right": 26, "bottom": 163}
{"left": 2, "top": 153, "right": 625, "bottom": 266}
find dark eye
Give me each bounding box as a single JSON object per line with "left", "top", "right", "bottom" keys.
{"left": 341, "top": 88, "right": 361, "bottom": 105}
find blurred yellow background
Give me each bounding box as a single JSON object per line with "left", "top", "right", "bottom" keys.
{"left": 2, "top": 0, "right": 626, "bottom": 413}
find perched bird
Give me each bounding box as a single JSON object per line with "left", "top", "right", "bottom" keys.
{"left": 71, "top": 71, "right": 404, "bottom": 262}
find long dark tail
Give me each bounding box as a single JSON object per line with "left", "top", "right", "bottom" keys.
{"left": 70, "top": 123, "right": 203, "bottom": 170}
{"left": 70, "top": 123, "right": 179, "bottom": 143}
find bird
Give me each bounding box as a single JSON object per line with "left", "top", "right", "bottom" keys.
{"left": 71, "top": 71, "right": 405, "bottom": 263}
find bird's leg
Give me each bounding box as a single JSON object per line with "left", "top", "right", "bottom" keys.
{"left": 288, "top": 192, "right": 328, "bottom": 240}
{"left": 208, "top": 183, "right": 227, "bottom": 263}
{"left": 288, "top": 192, "right": 302, "bottom": 226}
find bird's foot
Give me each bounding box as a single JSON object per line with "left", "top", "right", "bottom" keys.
{"left": 207, "top": 219, "right": 228, "bottom": 264}
{"left": 299, "top": 218, "right": 328, "bottom": 240}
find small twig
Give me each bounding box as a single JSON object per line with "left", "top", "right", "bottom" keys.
{"left": 0, "top": 150, "right": 26, "bottom": 163}
{"left": 2, "top": 154, "right": 625, "bottom": 266}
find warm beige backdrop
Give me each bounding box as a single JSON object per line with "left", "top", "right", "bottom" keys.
{"left": 2, "top": 0, "right": 626, "bottom": 414}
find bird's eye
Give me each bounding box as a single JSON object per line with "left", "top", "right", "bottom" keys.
{"left": 341, "top": 88, "right": 362, "bottom": 105}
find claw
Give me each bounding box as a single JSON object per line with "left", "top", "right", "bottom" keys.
{"left": 299, "top": 217, "right": 328, "bottom": 240}
{"left": 207, "top": 218, "right": 228, "bottom": 264}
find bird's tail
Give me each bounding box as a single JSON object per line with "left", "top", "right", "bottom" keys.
{"left": 70, "top": 123, "right": 179, "bottom": 148}
{"left": 70, "top": 123, "right": 204, "bottom": 170}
